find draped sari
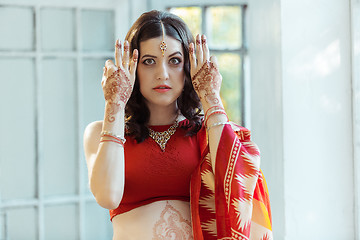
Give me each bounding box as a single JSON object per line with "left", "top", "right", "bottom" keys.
{"left": 191, "top": 123, "right": 273, "bottom": 240}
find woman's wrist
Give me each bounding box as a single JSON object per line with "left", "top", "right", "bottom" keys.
{"left": 202, "top": 101, "right": 229, "bottom": 129}
{"left": 103, "top": 101, "right": 125, "bottom": 123}
{"left": 201, "top": 95, "right": 223, "bottom": 113}
{"left": 102, "top": 101, "right": 126, "bottom": 136}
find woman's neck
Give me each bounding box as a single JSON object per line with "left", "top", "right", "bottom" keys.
{"left": 147, "top": 104, "right": 178, "bottom": 126}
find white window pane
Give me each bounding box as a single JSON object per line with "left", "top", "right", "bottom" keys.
{"left": 0, "top": 211, "right": 6, "bottom": 239}
{"left": 0, "top": 7, "right": 34, "bottom": 50}
{"left": 0, "top": 58, "right": 36, "bottom": 200}
{"left": 85, "top": 201, "right": 112, "bottom": 239}
{"left": 7, "top": 207, "right": 37, "bottom": 240}
{"left": 81, "top": 58, "right": 107, "bottom": 194}
{"left": 41, "top": 58, "right": 77, "bottom": 196}
{"left": 81, "top": 10, "right": 114, "bottom": 51}
{"left": 81, "top": 58, "right": 106, "bottom": 127}
{"left": 41, "top": 8, "right": 75, "bottom": 51}
{"left": 44, "top": 204, "right": 78, "bottom": 239}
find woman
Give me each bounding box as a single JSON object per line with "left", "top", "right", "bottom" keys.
{"left": 84, "top": 10, "right": 272, "bottom": 240}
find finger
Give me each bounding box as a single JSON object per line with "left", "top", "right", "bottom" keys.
{"left": 202, "top": 35, "right": 210, "bottom": 61}
{"left": 102, "top": 66, "right": 107, "bottom": 78}
{"left": 101, "top": 67, "right": 107, "bottom": 86}
{"left": 123, "top": 40, "right": 130, "bottom": 70}
{"left": 195, "top": 34, "right": 203, "bottom": 65}
{"left": 129, "top": 49, "right": 138, "bottom": 84}
{"left": 210, "top": 55, "right": 219, "bottom": 69}
{"left": 101, "top": 74, "right": 106, "bottom": 87}
{"left": 105, "top": 60, "right": 116, "bottom": 78}
{"left": 115, "top": 39, "right": 122, "bottom": 67}
{"left": 105, "top": 59, "right": 115, "bottom": 69}
{"left": 189, "top": 42, "right": 196, "bottom": 76}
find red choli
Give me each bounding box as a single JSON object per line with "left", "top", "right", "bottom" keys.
{"left": 109, "top": 120, "right": 200, "bottom": 220}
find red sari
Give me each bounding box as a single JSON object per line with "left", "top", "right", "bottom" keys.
{"left": 191, "top": 123, "right": 273, "bottom": 240}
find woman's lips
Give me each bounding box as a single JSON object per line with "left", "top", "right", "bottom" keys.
{"left": 153, "top": 85, "right": 171, "bottom": 93}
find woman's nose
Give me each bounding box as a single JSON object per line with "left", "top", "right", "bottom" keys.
{"left": 156, "top": 62, "right": 169, "bottom": 80}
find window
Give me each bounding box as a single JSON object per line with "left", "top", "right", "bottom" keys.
{"left": 0, "top": 5, "right": 113, "bottom": 240}
{"left": 169, "top": 5, "right": 247, "bottom": 125}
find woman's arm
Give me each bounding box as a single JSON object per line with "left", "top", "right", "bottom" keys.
{"left": 83, "top": 40, "right": 138, "bottom": 209}
{"left": 189, "top": 34, "right": 228, "bottom": 172}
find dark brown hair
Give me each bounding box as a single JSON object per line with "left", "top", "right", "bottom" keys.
{"left": 125, "top": 10, "right": 202, "bottom": 142}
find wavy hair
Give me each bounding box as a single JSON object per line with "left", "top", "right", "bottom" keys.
{"left": 124, "top": 10, "right": 202, "bottom": 143}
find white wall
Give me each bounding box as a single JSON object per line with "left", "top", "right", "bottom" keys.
{"left": 247, "top": 1, "right": 284, "bottom": 239}
{"left": 352, "top": 0, "right": 360, "bottom": 239}
{"left": 281, "top": 0, "right": 353, "bottom": 239}
{"left": 250, "top": 0, "right": 355, "bottom": 239}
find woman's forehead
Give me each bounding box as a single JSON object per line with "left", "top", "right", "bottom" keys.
{"left": 139, "top": 36, "right": 183, "bottom": 56}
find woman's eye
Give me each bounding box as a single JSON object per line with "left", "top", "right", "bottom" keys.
{"left": 143, "top": 59, "right": 155, "bottom": 65}
{"left": 169, "top": 58, "right": 182, "bottom": 65}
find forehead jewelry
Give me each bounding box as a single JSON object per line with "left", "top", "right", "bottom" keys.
{"left": 160, "top": 21, "right": 167, "bottom": 56}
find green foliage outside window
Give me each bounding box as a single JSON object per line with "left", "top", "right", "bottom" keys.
{"left": 215, "top": 53, "right": 241, "bottom": 124}
{"left": 169, "top": 7, "right": 202, "bottom": 37}
{"left": 207, "top": 6, "right": 242, "bottom": 49}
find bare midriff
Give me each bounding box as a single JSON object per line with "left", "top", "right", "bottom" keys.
{"left": 112, "top": 200, "right": 193, "bottom": 240}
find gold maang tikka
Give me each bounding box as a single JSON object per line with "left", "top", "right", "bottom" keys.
{"left": 160, "top": 21, "right": 167, "bottom": 56}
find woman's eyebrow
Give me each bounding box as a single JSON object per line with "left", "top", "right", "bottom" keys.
{"left": 169, "top": 51, "right": 183, "bottom": 57}
{"left": 141, "top": 54, "right": 157, "bottom": 60}
{"left": 141, "top": 51, "right": 183, "bottom": 60}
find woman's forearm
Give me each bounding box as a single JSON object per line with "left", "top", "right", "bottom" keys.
{"left": 89, "top": 102, "right": 126, "bottom": 209}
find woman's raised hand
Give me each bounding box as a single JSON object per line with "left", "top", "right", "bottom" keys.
{"left": 189, "top": 34, "right": 222, "bottom": 108}
{"left": 101, "top": 40, "right": 138, "bottom": 122}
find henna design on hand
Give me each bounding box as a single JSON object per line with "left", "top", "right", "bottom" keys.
{"left": 103, "top": 68, "right": 132, "bottom": 122}
{"left": 152, "top": 201, "right": 193, "bottom": 240}
{"left": 191, "top": 61, "right": 221, "bottom": 105}
{"left": 116, "top": 41, "right": 121, "bottom": 50}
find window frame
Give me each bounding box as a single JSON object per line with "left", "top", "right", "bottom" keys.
{"left": 0, "top": 3, "right": 114, "bottom": 240}
{"left": 166, "top": 3, "right": 249, "bottom": 126}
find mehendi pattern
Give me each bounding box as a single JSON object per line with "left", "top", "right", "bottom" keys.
{"left": 191, "top": 61, "right": 221, "bottom": 105}
{"left": 153, "top": 201, "right": 193, "bottom": 240}
{"left": 103, "top": 68, "right": 132, "bottom": 122}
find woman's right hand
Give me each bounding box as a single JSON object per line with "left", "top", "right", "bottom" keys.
{"left": 101, "top": 40, "right": 138, "bottom": 122}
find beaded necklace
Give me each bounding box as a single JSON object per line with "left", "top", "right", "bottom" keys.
{"left": 148, "top": 120, "right": 179, "bottom": 152}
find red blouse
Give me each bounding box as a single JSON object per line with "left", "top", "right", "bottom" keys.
{"left": 109, "top": 120, "right": 201, "bottom": 220}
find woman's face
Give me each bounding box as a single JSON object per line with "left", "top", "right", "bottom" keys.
{"left": 137, "top": 35, "right": 185, "bottom": 110}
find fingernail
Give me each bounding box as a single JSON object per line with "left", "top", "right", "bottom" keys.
{"left": 202, "top": 36, "right": 207, "bottom": 45}
{"left": 116, "top": 39, "right": 121, "bottom": 49}
{"left": 133, "top": 51, "right": 138, "bottom": 62}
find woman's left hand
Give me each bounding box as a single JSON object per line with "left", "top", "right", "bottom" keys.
{"left": 189, "top": 34, "right": 223, "bottom": 108}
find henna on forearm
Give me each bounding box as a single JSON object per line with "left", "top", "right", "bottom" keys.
{"left": 103, "top": 68, "right": 132, "bottom": 123}
{"left": 191, "top": 60, "right": 221, "bottom": 106}
{"left": 105, "top": 103, "right": 121, "bottom": 123}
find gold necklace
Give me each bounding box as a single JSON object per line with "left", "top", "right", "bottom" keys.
{"left": 148, "top": 120, "right": 179, "bottom": 152}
